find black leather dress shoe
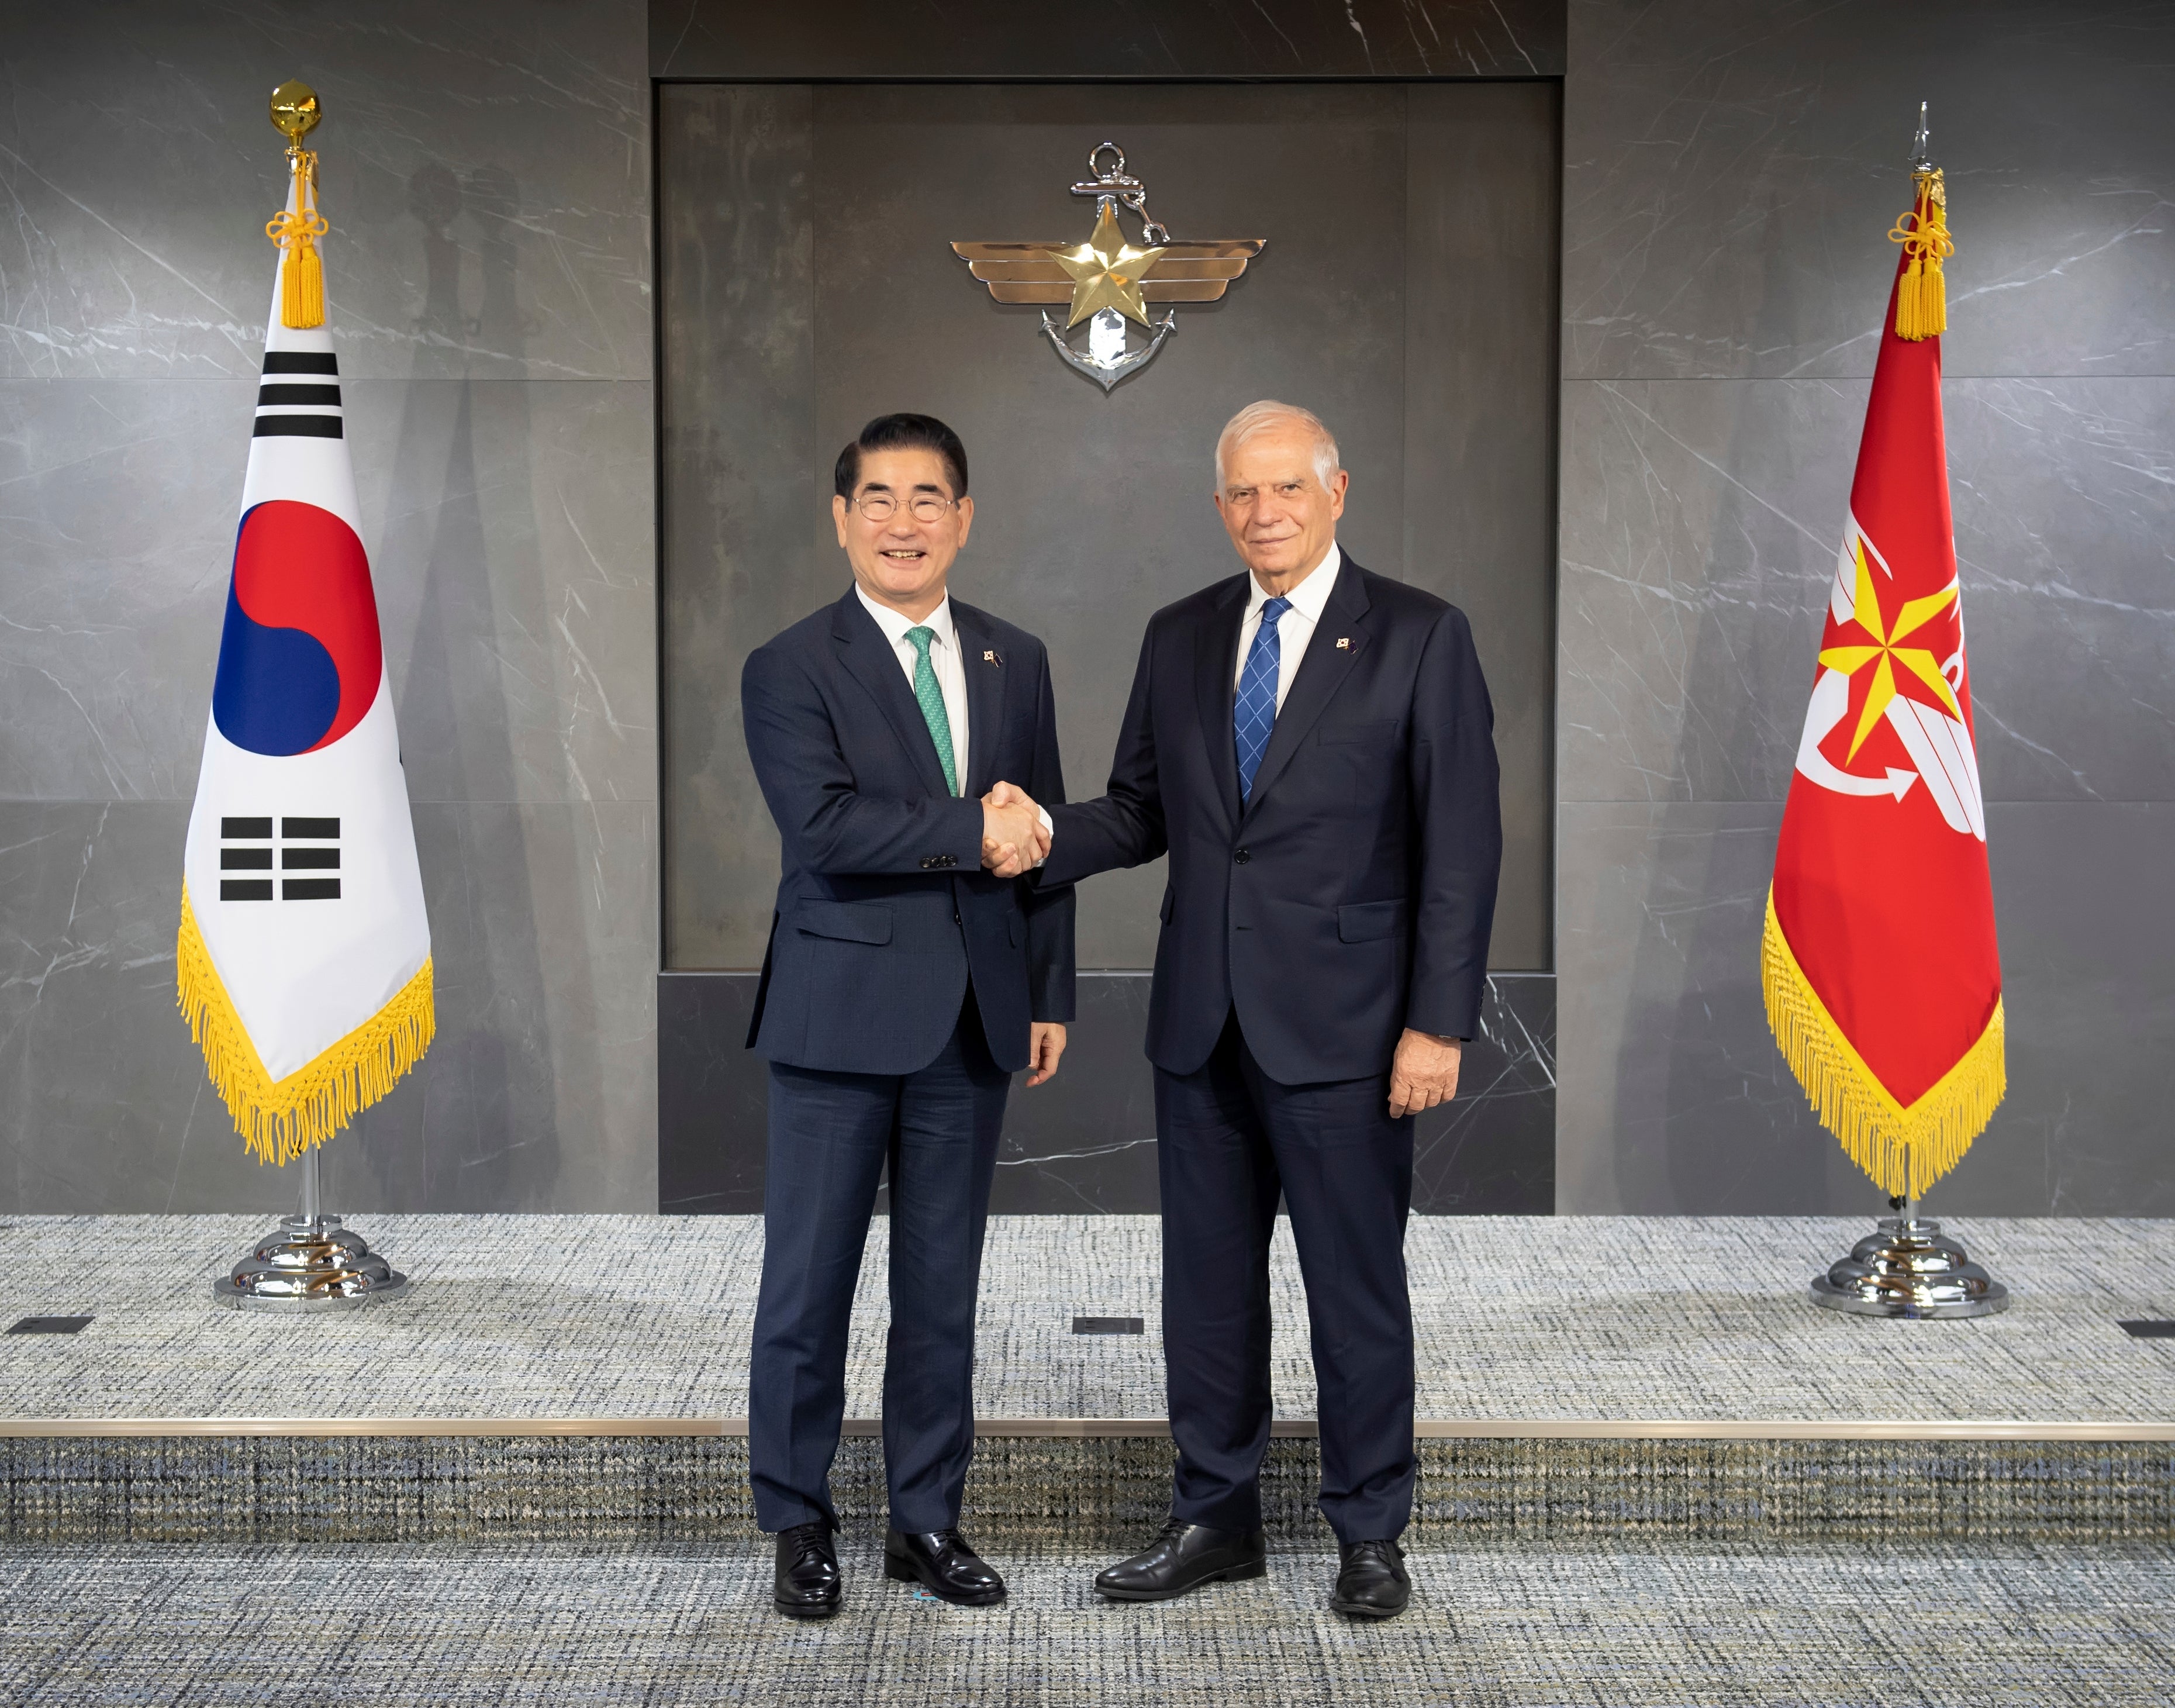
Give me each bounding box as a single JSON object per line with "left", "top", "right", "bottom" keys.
{"left": 1094, "top": 1519, "right": 1268, "bottom": 1602}
{"left": 883, "top": 1527, "right": 1007, "bottom": 1606}
{"left": 1330, "top": 1538, "right": 1410, "bottom": 1619}
{"left": 773, "top": 1521, "right": 841, "bottom": 1619}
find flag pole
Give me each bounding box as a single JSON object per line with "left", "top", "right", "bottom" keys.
{"left": 201, "top": 78, "right": 413, "bottom": 1313}
{"left": 1797, "top": 103, "right": 2005, "bottom": 1319}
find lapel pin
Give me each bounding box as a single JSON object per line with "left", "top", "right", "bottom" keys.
{"left": 1335, "top": 637, "right": 1351, "bottom": 650}
{"left": 983, "top": 650, "right": 999, "bottom": 664}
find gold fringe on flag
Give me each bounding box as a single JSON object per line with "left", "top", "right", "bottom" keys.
{"left": 264, "top": 147, "right": 328, "bottom": 329}
{"left": 176, "top": 884, "right": 434, "bottom": 1165}
{"left": 1888, "top": 167, "right": 1952, "bottom": 341}
{"left": 1761, "top": 887, "right": 2003, "bottom": 1196}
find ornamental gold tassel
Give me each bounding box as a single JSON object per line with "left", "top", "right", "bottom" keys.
{"left": 1889, "top": 166, "right": 1952, "bottom": 342}
{"left": 265, "top": 80, "right": 327, "bottom": 329}
{"left": 266, "top": 150, "right": 327, "bottom": 329}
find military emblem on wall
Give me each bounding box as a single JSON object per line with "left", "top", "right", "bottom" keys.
{"left": 952, "top": 143, "right": 1264, "bottom": 391}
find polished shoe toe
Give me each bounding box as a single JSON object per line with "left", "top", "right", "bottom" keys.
{"left": 1329, "top": 1538, "right": 1410, "bottom": 1620}
{"left": 773, "top": 1520, "right": 841, "bottom": 1619}
{"left": 1095, "top": 1518, "right": 1268, "bottom": 1602}
{"left": 885, "top": 1527, "right": 1007, "bottom": 1606}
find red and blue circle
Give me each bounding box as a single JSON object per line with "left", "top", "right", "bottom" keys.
{"left": 212, "top": 500, "right": 384, "bottom": 757}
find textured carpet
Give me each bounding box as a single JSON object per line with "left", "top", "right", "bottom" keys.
{"left": 2, "top": 1539, "right": 2173, "bottom": 1706}
{"left": 3, "top": 1215, "right": 2173, "bottom": 1424}
{"left": 8, "top": 1434, "right": 2171, "bottom": 1546}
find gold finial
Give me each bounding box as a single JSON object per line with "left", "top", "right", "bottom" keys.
{"left": 270, "top": 80, "right": 321, "bottom": 146}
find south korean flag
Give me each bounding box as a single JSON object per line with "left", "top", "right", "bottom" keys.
{"left": 178, "top": 177, "right": 433, "bottom": 1164}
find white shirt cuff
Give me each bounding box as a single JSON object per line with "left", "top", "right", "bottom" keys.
{"left": 1034, "top": 805, "right": 1052, "bottom": 868}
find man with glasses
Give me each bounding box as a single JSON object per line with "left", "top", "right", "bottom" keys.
{"left": 740, "top": 413, "right": 1072, "bottom": 1618}
{"left": 989, "top": 400, "right": 1500, "bottom": 1620}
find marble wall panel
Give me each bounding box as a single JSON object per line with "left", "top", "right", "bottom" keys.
{"left": 1556, "top": 0, "right": 2175, "bottom": 1212}
{"left": 1563, "top": 0, "right": 2175, "bottom": 381}
{"left": 0, "top": 377, "right": 655, "bottom": 809}
{"left": 657, "top": 84, "right": 816, "bottom": 969}
{"left": 0, "top": 379, "right": 248, "bottom": 802}
{"left": 0, "top": 799, "right": 657, "bottom": 1216}
{"left": 0, "top": 802, "right": 266, "bottom": 1215}
{"left": 0, "top": 1, "right": 650, "bottom": 381}
{"left": 652, "top": 0, "right": 1566, "bottom": 79}
{"left": 354, "top": 379, "right": 657, "bottom": 809}
{"left": 1403, "top": 82, "right": 1562, "bottom": 969}
{"left": 1, "top": 0, "right": 657, "bottom": 1214}
{"left": 1560, "top": 374, "right": 2175, "bottom": 807}
{"left": 331, "top": 800, "right": 660, "bottom": 1214}
{"left": 1558, "top": 800, "right": 2175, "bottom": 1217}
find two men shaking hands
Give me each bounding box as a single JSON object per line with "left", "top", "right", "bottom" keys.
{"left": 741, "top": 403, "right": 1501, "bottom": 1624}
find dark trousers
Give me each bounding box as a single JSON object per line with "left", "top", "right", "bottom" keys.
{"left": 1154, "top": 1010, "right": 1416, "bottom": 1544}
{"left": 748, "top": 999, "right": 1010, "bottom": 1534}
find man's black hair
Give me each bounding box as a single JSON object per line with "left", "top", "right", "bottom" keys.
{"left": 834, "top": 413, "right": 969, "bottom": 501}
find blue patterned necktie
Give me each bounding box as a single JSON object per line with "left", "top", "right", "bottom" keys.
{"left": 1233, "top": 595, "right": 1291, "bottom": 803}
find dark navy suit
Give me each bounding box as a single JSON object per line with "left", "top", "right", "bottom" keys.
{"left": 1041, "top": 552, "right": 1499, "bottom": 1543}
{"left": 741, "top": 586, "right": 1073, "bottom": 1536}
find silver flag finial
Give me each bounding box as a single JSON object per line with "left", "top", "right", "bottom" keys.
{"left": 1910, "top": 101, "right": 1932, "bottom": 171}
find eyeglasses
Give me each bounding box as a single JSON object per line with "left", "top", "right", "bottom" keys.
{"left": 853, "top": 492, "right": 958, "bottom": 523}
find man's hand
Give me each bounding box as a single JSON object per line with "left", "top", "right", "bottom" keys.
{"left": 1387, "top": 1028, "right": 1462, "bottom": 1119}
{"left": 980, "top": 781, "right": 1050, "bottom": 879}
{"left": 1025, "top": 1021, "right": 1067, "bottom": 1086}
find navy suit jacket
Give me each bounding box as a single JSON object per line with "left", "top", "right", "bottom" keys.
{"left": 1040, "top": 554, "right": 1499, "bottom": 1084}
{"left": 741, "top": 586, "right": 1075, "bottom": 1076}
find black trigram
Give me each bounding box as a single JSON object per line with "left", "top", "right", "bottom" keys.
{"left": 252, "top": 351, "right": 343, "bottom": 439}
{"left": 220, "top": 816, "right": 341, "bottom": 901}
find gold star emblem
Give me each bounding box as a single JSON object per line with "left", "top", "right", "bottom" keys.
{"left": 1048, "top": 202, "right": 1167, "bottom": 329}
{"left": 1817, "top": 540, "right": 1963, "bottom": 762}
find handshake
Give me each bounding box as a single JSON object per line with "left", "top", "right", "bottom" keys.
{"left": 979, "top": 781, "right": 1050, "bottom": 879}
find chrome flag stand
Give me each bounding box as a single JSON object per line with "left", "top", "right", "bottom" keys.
{"left": 214, "top": 1147, "right": 409, "bottom": 1311}
{"left": 1810, "top": 1153, "right": 2008, "bottom": 1318}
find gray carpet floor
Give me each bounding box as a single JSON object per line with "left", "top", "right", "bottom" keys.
{"left": 3, "top": 1538, "right": 2172, "bottom": 1705}
{"left": 4, "top": 1214, "right": 2174, "bottom": 1424}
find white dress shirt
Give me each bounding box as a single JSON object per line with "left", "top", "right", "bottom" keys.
{"left": 1234, "top": 541, "right": 1342, "bottom": 712}
{"left": 857, "top": 584, "right": 969, "bottom": 793}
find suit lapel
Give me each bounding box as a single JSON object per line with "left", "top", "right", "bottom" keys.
{"left": 1193, "top": 574, "right": 1250, "bottom": 828}
{"left": 952, "top": 602, "right": 1007, "bottom": 800}
{"left": 830, "top": 589, "right": 953, "bottom": 799}
{"left": 1240, "top": 557, "right": 1373, "bottom": 820}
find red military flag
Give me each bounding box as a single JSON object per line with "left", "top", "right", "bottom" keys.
{"left": 1763, "top": 164, "right": 2004, "bottom": 1196}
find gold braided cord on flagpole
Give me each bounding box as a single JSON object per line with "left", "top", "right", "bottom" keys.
{"left": 177, "top": 885, "right": 434, "bottom": 1165}
{"left": 1888, "top": 168, "right": 1952, "bottom": 341}
{"left": 265, "top": 148, "right": 327, "bottom": 329}
{"left": 1761, "top": 886, "right": 2003, "bottom": 1196}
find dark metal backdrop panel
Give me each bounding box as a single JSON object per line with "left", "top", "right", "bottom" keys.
{"left": 661, "top": 83, "right": 1556, "bottom": 969}
{"left": 655, "top": 79, "right": 1559, "bottom": 1212}
{"left": 652, "top": 1, "right": 1566, "bottom": 81}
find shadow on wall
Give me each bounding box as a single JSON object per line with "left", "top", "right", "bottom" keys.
{"left": 1609, "top": 189, "right": 1861, "bottom": 1215}
{"left": 336, "top": 159, "right": 598, "bottom": 1211}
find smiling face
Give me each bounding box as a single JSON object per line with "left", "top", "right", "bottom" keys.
{"left": 1213, "top": 418, "right": 1348, "bottom": 592}
{"left": 832, "top": 446, "right": 974, "bottom": 621}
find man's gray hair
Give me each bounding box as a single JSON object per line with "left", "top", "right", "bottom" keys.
{"left": 1214, "top": 399, "right": 1342, "bottom": 491}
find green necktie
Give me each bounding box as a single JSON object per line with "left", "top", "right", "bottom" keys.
{"left": 904, "top": 626, "right": 958, "bottom": 795}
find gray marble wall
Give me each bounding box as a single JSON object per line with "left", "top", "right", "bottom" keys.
{"left": 0, "top": 2, "right": 657, "bottom": 1213}
{"left": 6, "top": 0, "right": 2166, "bottom": 1219}
{"left": 1556, "top": 0, "right": 2175, "bottom": 1212}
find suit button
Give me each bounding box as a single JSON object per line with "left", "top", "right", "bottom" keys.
{"left": 1234, "top": 848, "right": 1251, "bottom": 865}
{"left": 920, "top": 856, "right": 937, "bottom": 869}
